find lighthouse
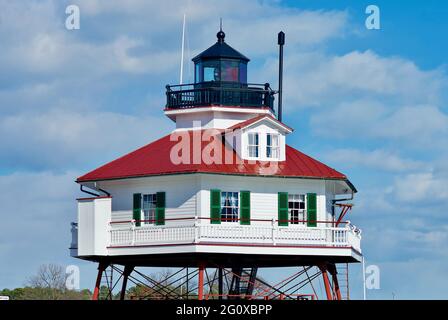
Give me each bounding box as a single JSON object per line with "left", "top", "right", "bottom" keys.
{"left": 70, "top": 28, "right": 362, "bottom": 300}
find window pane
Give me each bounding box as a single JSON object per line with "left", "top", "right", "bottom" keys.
{"left": 195, "top": 63, "right": 202, "bottom": 82}
{"left": 204, "top": 67, "right": 219, "bottom": 81}
{"left": 272, "top": 135, "right": 279, "bottom": 147}
{"left": 221, "top": 61, "right": 239, "bottom": 82}
{"left": 221, "top": 191, "right": 239, "bottom": 222}
{"left": 239, "top": 63, "right": 247, "bottom": 83}
{"left": 267, "top": 134, "right": 279, "bottom": 159}
{"left": 248, "top": 133, "right": 259, "bottom": 157}
{"left": 142, "top": 193, "right": 157, "bottom": 224}
{"left": 249, "top": 133, "right": 254, "bottom": 144}
{"left": 288, "top": 194, "right": 306, "bottom": 225}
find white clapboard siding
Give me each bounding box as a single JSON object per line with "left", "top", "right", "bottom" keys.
{"left": 251, "top": 192, "right": 278, "bottom": 223}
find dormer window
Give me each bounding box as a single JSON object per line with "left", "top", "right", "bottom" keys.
{"left": 267, "top": 134, "right": 280, "bottom": 159}
{"left": 248, "top": 133, "right": 259, "bottom": 157}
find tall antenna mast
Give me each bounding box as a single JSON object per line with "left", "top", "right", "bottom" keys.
{"left": 180, "top": 13, "right": 186, "bottom": 85}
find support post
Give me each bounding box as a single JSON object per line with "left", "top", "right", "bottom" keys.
{"left": 319, "top": 264, "right": 333, "bottom": 301}
{"left": 120, "top": 265, "right": 134, "bottom": 300}
{"left": 198, "top": 264, "right": 205, "bottom": 300}
{"left": 218, "top": 267, "right": 223, "bottom": 300}
{"left": 327, "top": 263, "right": 342, "bottom": 300}
{"left": 92, "top": 261, "right": 108, "bottom": 300}
{"left": 186, "top": 267, "right": 189, "bottom": 300}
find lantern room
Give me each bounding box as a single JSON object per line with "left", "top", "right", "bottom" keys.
{"left": 165, "top": 28, "right": 275, "bottom": 113}
{"left": 192, "top": 29, "right": 249, "bottom": 84}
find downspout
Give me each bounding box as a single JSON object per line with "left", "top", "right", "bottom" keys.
{"left": 80, "top": 185, "right": 100, "bottom": 197}
{"left": 94, "top": 182, "right": 111, "bottom": 197}
{"left": 79, "top": 184, "right": 111, "bottom": 197}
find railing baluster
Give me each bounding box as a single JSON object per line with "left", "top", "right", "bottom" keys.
{"left": 108, "top": 217, "right": 360, "bottom": 252}
{"left": 165, "top": 82, "right": 274, "bottom": 110}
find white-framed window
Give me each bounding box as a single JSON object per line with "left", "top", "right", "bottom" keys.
{"left": 221, "top": 191, "right": 239, "bottom": 222}
{"left": 266, "top": 134, "right": 280, "bottom": 159}
{"left": 288, "top": 194, "right": 306, "bottom": 225}
{"left": 247, "top": 133, "right": 259, "bottom": 157}
{"left": 142, "top": 193, "right": 157, "bottom": 225}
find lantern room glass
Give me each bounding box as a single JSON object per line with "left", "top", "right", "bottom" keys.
{"left": 194, "top": 59, "right": 247, "bottom": 84}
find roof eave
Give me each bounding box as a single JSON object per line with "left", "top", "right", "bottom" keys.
{"left": 76, "top": 171, "right": 350, "bottom": 184}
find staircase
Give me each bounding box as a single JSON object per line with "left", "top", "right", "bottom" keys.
{"left": 229, "top": 267, "right": 258, "bottom": 299}
{"left": 100, "top": 265, "right": 114, "bottom": 300}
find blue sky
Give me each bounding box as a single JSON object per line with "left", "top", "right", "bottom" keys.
{"left": 0, "top": 0, "right": 447, "bottom": 299}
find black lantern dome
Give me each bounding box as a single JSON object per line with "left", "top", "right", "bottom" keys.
{"left": 192, "top": 30, "right": 249, "bottom": 84}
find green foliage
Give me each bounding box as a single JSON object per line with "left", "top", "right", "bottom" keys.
{"left": 0, "top": 287, "right": 92, "bottom": 300}
{"left": 0, "top": 263, "right": 93, "bottom": 300}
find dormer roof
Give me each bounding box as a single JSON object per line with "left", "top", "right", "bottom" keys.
{"left": 226, "top": 114, "right": 293, "bottom": 133}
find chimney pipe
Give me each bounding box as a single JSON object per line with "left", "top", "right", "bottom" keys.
{"left": 277, "top": 31, "right": 285, "bottom": 122}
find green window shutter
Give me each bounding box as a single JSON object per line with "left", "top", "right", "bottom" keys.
{"left": 307, "top": 193, "right": 317, "bottom": 227}
{"left": 133, "top": 193, "right": 142, "bottom": 227}
{"left": 278, "top": 192, "right": 288, "bottom": 226}
{"left": 240, "top": 191, "right": 250, "bottom": 225}
{"left": 210, "top": 189, "right": 221, "bottom": 224}
{"left": 156, "top": 192, "right": 166, "bottom": 226}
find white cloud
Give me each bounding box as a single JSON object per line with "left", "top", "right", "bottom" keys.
{"left": 362, "top": 259, "right": 448, "bottom": 299}
{"left": 0, "top": 170, "right": 85, "bottom": 288}
{"left": 76, "top": 0, "right": 348, "bottom": 53}
{"left": 324, "top": 148, "right": 424, "bottom": 172}
{"left": 273, "top": 49, "right": 448, "bottom": 149}
{"left": 0, "top": 0, "right": 353, "bottom": 170}
{"left": 280, "top": 50, "right": 445, "bottom": 108}
{"left": 311, "top": 101, "right": 448, "bottom": 147}
{"left": 0, "top": 110, "right": 172, "bottom": 170}
{"left": 393, "top": 172, "right": 448, "bottom": 203}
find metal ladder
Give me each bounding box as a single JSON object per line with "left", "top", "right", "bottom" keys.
{"left": 336, "top": 263, "right": 350, "bottom": 300}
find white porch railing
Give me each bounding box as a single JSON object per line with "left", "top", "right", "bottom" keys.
{"left": 109, "top": 220, "right": 362, "bottom": 252}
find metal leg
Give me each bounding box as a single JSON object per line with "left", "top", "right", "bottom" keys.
{"left": 198, "top": 264, "right": 205, "bottom": 300}
{"left": 92, "top": 262, "right": 108, "bottom": 300}
{"left": 327, "top": 263, "right": 342, "bottom": 300}
{"left": 120, "top": 265, "right": 134, "bottom": 300}
{"left": 218, "top": 267, "right": 223, "bottom": 300}
{"left": 319, "top": 264, "right": 333, "bottom": 300}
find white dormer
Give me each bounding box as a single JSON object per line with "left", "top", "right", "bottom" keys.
{"left": 224, "top": 115, "right": 293, "bottom": 161}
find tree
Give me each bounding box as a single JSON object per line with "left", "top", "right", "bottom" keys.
{"left": 25, "top": 264, "right": 67, "bottom": 300}
{"left": 27, "top": 264, "right": 66, "bottom": 290}
{"left": 0, "top": 264, "right": 92, "bottom": 300}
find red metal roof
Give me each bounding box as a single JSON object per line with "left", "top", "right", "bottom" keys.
{"left": 77, "top": 130, "right": 349, "bottom": 184}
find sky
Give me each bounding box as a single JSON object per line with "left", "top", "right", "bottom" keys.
{"left": 0, "top": 0, "right": 447, "bottom": 299}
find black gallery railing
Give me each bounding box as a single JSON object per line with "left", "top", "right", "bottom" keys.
{"left": 165, "top": 82, "right": 276, "bottom": 110}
